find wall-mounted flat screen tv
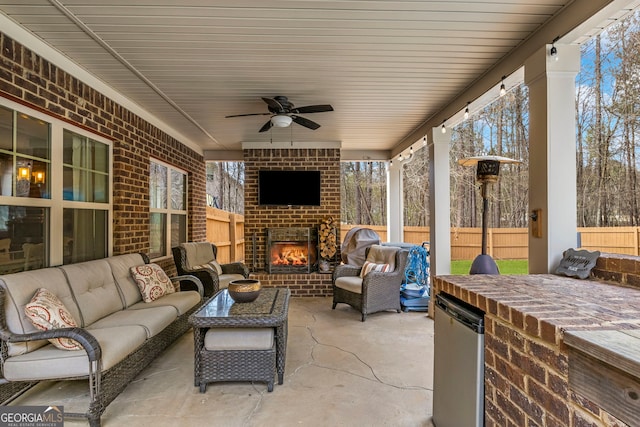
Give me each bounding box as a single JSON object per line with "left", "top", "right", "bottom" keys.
{"left": 258, "top": 170, "right": 321, "bottom": 206}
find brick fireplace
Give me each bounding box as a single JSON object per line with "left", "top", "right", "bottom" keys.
{"left": 244, "top": 148, "right": 341, "bottom": 296}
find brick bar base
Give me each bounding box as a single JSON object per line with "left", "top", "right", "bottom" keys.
{"left": 249, "top": 272, "right": 333, "bottom": 297}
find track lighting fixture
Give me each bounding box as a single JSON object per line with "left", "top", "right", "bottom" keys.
{"left": 398, "top": 153, "right": 404, "bottom": 161}
{"left": 441, "top": 122, "right": 446, "bottom": 134}
{"left": 410, "top": 146, "right": 413, "bottom": 154}
{"left": 390, "top": 159, "right": 393, "bottom": 167}
{"left": 423, "top": 136, "right": 427, "bottom": 146}
{"left": 464, "top": 102, "right": 470, "bottom": 120}
{"left": 499, "top": 76, "right": 506, "bottom": 97}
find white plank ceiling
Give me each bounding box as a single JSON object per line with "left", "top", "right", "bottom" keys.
{"left": 0, "top": 1, "right": 633, "bottom": 154}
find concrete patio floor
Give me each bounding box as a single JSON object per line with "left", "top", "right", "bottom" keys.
{"left": 12, "top": 297, "right": 435, "bottom": 426}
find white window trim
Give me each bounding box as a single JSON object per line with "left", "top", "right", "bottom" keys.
{"left": 0, "top": 96, "right": 113, "bottom": 266}
{"left": 149, "top": 158, "right": 188, "bottom": 260}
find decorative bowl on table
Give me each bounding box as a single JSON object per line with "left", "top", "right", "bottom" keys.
{"left": 227, "top": 279, "right": 261, "bottom": 303}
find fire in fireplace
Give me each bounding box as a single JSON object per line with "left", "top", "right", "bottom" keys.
{"left": 266, "top": 227, "right": 317, "bottom": 273}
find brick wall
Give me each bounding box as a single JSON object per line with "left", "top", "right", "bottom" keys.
{"left": 591, "top": 252, "right": 640, "bottom": 289}
{"left": 0, "top": 32, "right": 206, "bottom": 274}
{"left": 243, "top": 148, "right": 341, "bottom": 296}
{"left": 433, "top": 273, "right": 636, "bottom": 427}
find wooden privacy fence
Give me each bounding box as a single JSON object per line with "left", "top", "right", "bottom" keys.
{"left": 205, "top": 207, "right": 245, "bottom": 264}
{"left": 340, "top": 225, "right": 640, "bottom": 260}
{"left": 205, "top": 211, "right": 640, "bottom": 263}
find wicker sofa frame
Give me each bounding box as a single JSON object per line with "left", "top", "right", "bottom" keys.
{"left": 172, "top": 243, "right": 249, "bottom": 297}
{"left": 332, "top": 247, "right": 409, "bottom": 321}
{"left": 0, "top": 254, "right": 204, "bottom": 427}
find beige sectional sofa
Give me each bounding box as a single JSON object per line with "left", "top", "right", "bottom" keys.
{"left": 0, "top": 253, "right": 203, "bottom": 427}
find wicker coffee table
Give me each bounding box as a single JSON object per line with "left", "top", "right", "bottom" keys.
{"left": 189, "top": 287, "right": 290, "bottom": 392}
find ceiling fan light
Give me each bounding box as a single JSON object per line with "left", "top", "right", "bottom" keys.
{"left": 271, "top": 115, "right": 292, "bottom": 127}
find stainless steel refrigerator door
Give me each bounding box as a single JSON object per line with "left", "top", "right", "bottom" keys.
{"left": 433, "top": 298, "right": 484, "bottom": 427}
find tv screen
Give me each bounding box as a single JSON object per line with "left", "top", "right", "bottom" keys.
{"left": 259, "top": 170, "right": 321, "bottom": 206}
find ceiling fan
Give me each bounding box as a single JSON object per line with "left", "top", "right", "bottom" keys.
{"left": 225, "top": 96, "right": 334, "bottom": 132}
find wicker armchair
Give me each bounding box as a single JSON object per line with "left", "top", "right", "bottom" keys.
{"left": 332, "top": 245, "right": 409, "bottom": 321}
{"left": 172, "top": 242, "right": 249, "bottom": 297}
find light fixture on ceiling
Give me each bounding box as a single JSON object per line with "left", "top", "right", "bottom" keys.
{"left": 423, "top": 136, "right": 427, "bottom": 146}
{"left": 410, "top": 146, "right": 414, "bottom": 155}
{"left": 441, "top": 121, "right": 447, "bottom": 134}
{"left": 499, "top": 76, "right": 506, "bottom": 97}
{"left": 550, "top": 36, "right": 560, "bottom": 61}
{"left": 464, "top": 102, "right": 470, "bottom": 120}
{"left": 271, "top": 114, "right": 292, "bottom": 127}
{"left": 398, "top": 153, "right": 404, "bottom": 162}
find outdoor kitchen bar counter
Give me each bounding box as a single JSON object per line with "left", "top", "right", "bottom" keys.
{"left": 432, "top": 272, "right": 640, "bottom": 426}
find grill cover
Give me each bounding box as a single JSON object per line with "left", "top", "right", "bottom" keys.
{"left": 340, "top": 227, "right": 381, "bottom": 266}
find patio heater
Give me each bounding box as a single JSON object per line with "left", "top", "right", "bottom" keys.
{"left": 458, "top": 155, "right": 521, "bottom": 274}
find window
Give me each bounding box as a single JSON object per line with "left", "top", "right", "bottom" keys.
{"left": 0, "top": 100, "right": 112, "bottom": 273}
{"left": 149, "top": 160, "right": 187, "bottom": 259}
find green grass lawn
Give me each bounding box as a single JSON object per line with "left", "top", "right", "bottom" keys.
{"left": 450, "top": 259, "right": 528, "bottom": 275}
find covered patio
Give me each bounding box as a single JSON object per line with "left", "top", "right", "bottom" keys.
{"left": 11, "top": 297, "right": 434, "bottom": 427}
{"left": 1, "top": 1, "right": 640, "bottom": 426}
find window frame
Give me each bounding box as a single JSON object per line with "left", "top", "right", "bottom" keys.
{"left": 0, "top": 97, "right": 113, "bottom": 267}
{"left": 149, "top": 158, "right": 188, "bottom": 260}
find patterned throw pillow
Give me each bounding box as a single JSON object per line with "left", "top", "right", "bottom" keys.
{"left": 25, "top": 288, "right": 82, "bottom": 351}
{"left": 360, "top": 261, "right": 391, "bottom": 278}
{"left": 130, "top": 263, "right": 174, "bottom": 302}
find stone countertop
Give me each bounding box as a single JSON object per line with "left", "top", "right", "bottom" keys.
{"left": 433, "top": 274, "right": 640, "bottom": 347}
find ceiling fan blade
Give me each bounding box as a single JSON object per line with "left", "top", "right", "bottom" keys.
{"left": 258, "top": 119, "right": 273, "bottom": 133}
{"left": 291, "top": 104, "right": 334, "bottom": 114}
{"left": 225, "top": 112, "right": 271, "bottom": 118}
{"left": 262, "top": 97, "right": 285, "bottom": 112}
{"left": 291, "top": 115, "right": 321, "bottom": 130}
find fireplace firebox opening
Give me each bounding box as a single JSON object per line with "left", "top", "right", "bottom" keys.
{"left": 266, "top": 227, "right": 317, "bottom": 274}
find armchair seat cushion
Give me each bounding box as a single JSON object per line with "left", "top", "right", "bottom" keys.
{"left": 3, "top": 325, "right": 147, "bottom": 381}
{"left": 334, "top": 276, "right": 364, "bottom": 294}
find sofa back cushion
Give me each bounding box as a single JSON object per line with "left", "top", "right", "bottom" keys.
{"left": 0, "top": 268, "right": 79, "bottom": 356}
{"left": 59, "top": 260, "right": 125, "bottom": 326}
{"left": 106, "top": 253, "right": 147, "bottom": 307}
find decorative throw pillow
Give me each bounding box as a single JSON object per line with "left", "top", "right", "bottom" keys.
{"left": 130, "top": 263, "right": 173, "bottom": 302}
{"left": 208, "top": 260, "right": 223, "bottom": 275}
{"left": 360, "top": 261, "right": 391, "bottom": 278}
{"left": 25, "top": 288, "right": 82, "bottom": 351}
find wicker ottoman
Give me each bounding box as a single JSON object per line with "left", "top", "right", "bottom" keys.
{"left": 199, "top": 327, "right": 276, "bottom": 392}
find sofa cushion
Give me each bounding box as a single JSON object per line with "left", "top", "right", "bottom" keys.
{"left": 334, "top": 276, "right": 364, "bottom": 294}
{"left": 204, "top": 328, "right": 274, "bottom": 351}
{"left": 25, "top": 288, "right": 82, "bottom": 351}
{"left": 0, "top": 268, "right": 80, "bottom": 356}
{"left": 127, "top": 290, "right": 201, "bottom": 316}
{"left": 2, "top": 325, "right": 147, "bottom": 381}
{"left": 59, "top": 260, "right": 125, "bottom": 326}
{"left": 88, "top": 306, "right": 177, "bottom": 338}
{"left": 130, "top": 263, "right": 174, "bottom": 302}
{"left": 181, "top": 242, "right": 215, "bottom": 269}
{"left": 106, "top": 253, "right": 148, "bottom": 307}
